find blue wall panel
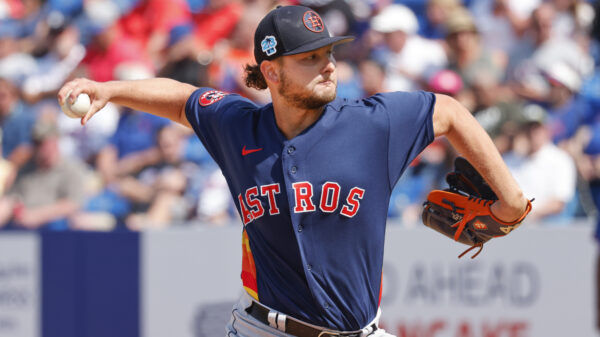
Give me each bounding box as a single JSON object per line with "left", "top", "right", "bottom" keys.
{"left": 41, "top": 232, "right": 79, "bottom": 337}
{"left": 41, "top": 232, "right": 140, "bottom": 337}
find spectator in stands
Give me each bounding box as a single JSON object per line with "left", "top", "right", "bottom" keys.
{"left": 426, "top": 69, "right": 464, "bottom": 97}
{"left": 0, "top": 77, "right": 36, "bottom": 188}
{"left": 469, "top": 0, "right": 540, "bottom": 53}
{"left": 0, "top": 136, "right": 14, "bottom": 197}
{"left": 0, "top": 117, "right": 88, "bottom": 230}
{"left": 370, "top": 4, "right": 447, "bottom": 92}
{"left": 358, "top": 59, "right": 386, "bottom": 98}
{"left": 549, "top": 0, "right": 596, "bottom": 38}
{"left": 56, "top": 99, "right": 120, "bottom": 164}
{"left": 421, "top": 0, "right": 462, "bottom": 40}
{"left": 82, "top": 107, "right": 170, "bottom": 226}
{"left": 0, "top": 24, "right": 37, "bottom": 86}
{"left": 124, "top": 124, "right": 197, "bottom": 230}
{"left": 0, "top": 0, "right": 25, "bottom": 20}
{"left": 66, "top": 63, "right": 170, "bottom": 229}
{"left": 80, "top": 1, "right": 153, "bottom": 82}
{"left": 469, "top": 67, "right": 528, "bottom": 154}
{"left": 542, "top": 61, "right": 594, "bottom": 146}
{"left": 96, "top": 108, "right": 169, "bottom": 183}
{"left": 0, "top": 0, "right": 596, "bottom": 231}
{"left": 117, "top": 0, "right": 192, "bottom": 69}
{"left": 426, "top": 68, "right": 479, "bottom": 127}
{"left": 192, "top": 0, "right": 243, "bottom": 52}
{"left": 505, "top": 116, "right": 577, "bottom": 222}
{"left": 561, "top": 122, "right": 600, "bottom": 193}
{"left": 158, "top": 23, "right": 211, "bottom": 88}
{"left": 20, "top": 12, "right": 86, "bottom": 102}
{"left": 592, "top": 1, "right": 600, "bottom": 51}
{"left": 509, "top": 3, "right": 594, "bottom": 102}
{"left": 444, "top": 8, "right": 506, "bottom": 91}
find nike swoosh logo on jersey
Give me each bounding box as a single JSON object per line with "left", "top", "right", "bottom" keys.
{"left": 242, "top": 146, "right": 263, "bottom": 156}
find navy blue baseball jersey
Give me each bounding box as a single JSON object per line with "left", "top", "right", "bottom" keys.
{"left": 185, "top": 88, "right": 435, "bottom": 330}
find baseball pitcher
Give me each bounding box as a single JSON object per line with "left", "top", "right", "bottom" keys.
{"left": 58, "top": 5, "right": 531, "bottom": 337}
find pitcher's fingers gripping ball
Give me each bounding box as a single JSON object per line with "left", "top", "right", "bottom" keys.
{"left": 58, "top": 78, "right": 109, "bottom": 125}
{"left": 422, "top": 157, "right": 533, "bottom": 258}
{"left": 61, "top": 90, "right": 91, "bottom": 118}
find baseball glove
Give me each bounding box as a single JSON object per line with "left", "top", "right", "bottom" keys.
{"left": 422, "top": 157, "right": 533, "bottom": 258}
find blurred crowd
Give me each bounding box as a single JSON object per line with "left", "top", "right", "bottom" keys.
{"left": 0, "top": 0, "right": 598, "bottom": 231}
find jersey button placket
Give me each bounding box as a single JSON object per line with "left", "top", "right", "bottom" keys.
{"left": 283, "top": 143, "right": 298, "bottom": 176}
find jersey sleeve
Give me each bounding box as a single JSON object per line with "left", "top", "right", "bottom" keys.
{"left": 382, "top": 91, "right": 436, "bottom": 187}
{"left": 184, "top": 88, "right": 255, "bottom": 167}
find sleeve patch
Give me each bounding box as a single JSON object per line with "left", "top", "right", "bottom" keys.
{"left": 198, "top": 90, "right": 227, "bottom": 106}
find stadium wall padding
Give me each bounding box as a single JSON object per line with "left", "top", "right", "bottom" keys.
{"left": 41, "top": 231, "right": 139, "bottom": 337}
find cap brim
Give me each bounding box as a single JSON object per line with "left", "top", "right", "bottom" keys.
{"left": 282, "top": 36, "right": 355, "bottom": 56}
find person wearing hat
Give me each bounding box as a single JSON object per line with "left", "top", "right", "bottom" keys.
{"left": 58, "top": 5, "right": 529, "bottom": 336}
{"left": 0, "top": 118, "right": 88, "bottom": 230}
{"left": 444, "top": 8, "right": 506, "bottom": 91}
{"left": 542, "top": 61, "right": 593, "bottom": 145}
{"left": 422, "top": 0, "right": 463, "bottom": 39}
{"left": 369, "top": 4, "right": 447, "bottom": 92}
{"left": 508, "top": 3, "right": 593, "bottom": 102}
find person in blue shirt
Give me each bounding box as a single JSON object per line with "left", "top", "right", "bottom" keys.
{"left": 0, "top": 77, "right": 36, "bottom": 188}
{"left": 58, "top": 5, "right": 529, "bottom": 337}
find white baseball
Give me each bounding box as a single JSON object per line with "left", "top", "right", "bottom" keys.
{"left": 61, "top": 91, "right": 91, "bottom": 118}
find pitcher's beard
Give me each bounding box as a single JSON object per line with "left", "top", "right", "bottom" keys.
{"left": 278, "top": 71, "right": 336, "bottom": 110}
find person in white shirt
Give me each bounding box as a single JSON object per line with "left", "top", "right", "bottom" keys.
{"left": 369, "top": 4, "right": 447, "bottom": 92}
{"left": 506, "top": 119, "right": 577, "bottom": 222}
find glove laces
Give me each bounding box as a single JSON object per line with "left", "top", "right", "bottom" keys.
{"left": 458, "top": 243, "right": 484, "bottom": 259}
{"left": 448, "top": 195, "right": 492, "bottom": 259}
{"left": 447, "top": 195, "right": 491, "bottom": 241}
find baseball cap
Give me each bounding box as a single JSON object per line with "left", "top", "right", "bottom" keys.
{"left": 544, "top": 61, "right": 582, "bottom": 92}
{"left": 253, "top": 5, "right": 354, "bottom": 65}
{"left": 370, "top": 4, "right": 418, "bottom": 35}
{"left": 428, "top": 69, "right": 463, "bottom": 95}
{"left": 445, "top": 8, "right": 477, "bottom": 35}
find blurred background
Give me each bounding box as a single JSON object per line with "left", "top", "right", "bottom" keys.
{"left": 0, "top": 0, "right": 598, "bottom": 336}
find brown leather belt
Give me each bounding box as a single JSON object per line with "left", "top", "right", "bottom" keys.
{"left": 245, "top": 301, "right": 376, "bottom": 337}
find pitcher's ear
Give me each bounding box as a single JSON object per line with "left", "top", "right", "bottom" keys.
{"left": 260, "top": 60, "right": 279, "bottom": 84}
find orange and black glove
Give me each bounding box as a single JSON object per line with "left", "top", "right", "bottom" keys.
{"left": 422, "top": 157, "right": 532, "bottom": 258}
